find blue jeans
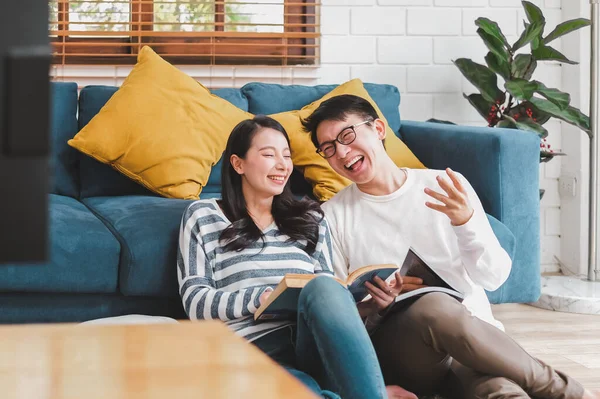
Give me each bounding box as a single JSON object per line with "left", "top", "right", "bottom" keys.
{"left": 253, "top": 276, "right": 388, "bottom": 399}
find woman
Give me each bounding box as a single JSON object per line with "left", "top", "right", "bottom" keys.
{"left": 177, "top": 116, "right": 411, "bottom": 399}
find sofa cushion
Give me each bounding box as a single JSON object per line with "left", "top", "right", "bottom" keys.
{"left": 69, "top": 46, "right": 252, "bottom": 200}
{"left": 202, "top": 88, "right": 250, "bottom": 194}
{"left": 486, "top": 214, "right": 516, "bottom": 260}
{"left": 77, "top": 85, "right": 155, "bottom": 199}
{"left": 0, "top": 195, "right": 120, "bottom": 294}
{"left": 50, "top": 82, "right": 80, "bottom": 197}
{"left": 77, "top": 85, "right": 248, "bottom": 198}
{"left": 242, "top": 81, "right": 403, "bottom": 135}
{"left": 83, "top": 195, "right": 194, "bottom": 297}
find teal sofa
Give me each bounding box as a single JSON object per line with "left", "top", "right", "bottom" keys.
{"left": 0, "top": 81, "right": 540, "bottom": 323}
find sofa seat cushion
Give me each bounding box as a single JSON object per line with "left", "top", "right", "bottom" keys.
{"left": 486, "top": 214, "right": 516, "bottom": 261}
{"left": 0, "top": 195, "right": 120, "bottom": 294}
{"left": 485, "top": 214, "right": 517, "bottom": 301}
{"left": 83, "top": 195, "right": 194, "bottom": 297}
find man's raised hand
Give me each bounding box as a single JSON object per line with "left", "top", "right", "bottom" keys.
{"left": 424, "top": 168, "right": 474, "bottom": 226}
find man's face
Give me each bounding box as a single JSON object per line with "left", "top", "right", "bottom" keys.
{"left": 315, "top": 114, "right": 386, "bottom": 185}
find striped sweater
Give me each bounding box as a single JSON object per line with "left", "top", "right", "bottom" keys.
{"left": 177, "top": 198, "right": 335, "bottom": 342}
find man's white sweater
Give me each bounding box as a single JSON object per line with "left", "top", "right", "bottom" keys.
{"left": 322, "top": 168, "right": 512, "bottom": 330}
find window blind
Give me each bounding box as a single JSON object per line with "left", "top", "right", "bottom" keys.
{"left": 49, "top": 0, "right": 319, "bottom": 65}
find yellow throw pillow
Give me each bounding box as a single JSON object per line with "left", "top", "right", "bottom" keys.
{"left": 68, "top": 46, "right": 252, "bottom": 199}
{"left": 271, "top": 79, "right": 425, "bottom": 201}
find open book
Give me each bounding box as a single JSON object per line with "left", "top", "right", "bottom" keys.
{"left": 254, "top": 264, "right": 398, "bottom": 321}
{"left": 380, "top": 248, "right": 464, "bottom": 319}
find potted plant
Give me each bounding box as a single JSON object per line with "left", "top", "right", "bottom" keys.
{"left": 454, "top": 0, "right": 591, "bottom": 168}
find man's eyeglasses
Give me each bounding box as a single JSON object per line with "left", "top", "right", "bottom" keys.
{"left": 316, "top": 119, "right": 372, "bottom": 159}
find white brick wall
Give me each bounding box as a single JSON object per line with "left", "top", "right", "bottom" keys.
{"left": 378, "top": 37, "right": 432, "bottom": 64}
{"left": 54, "top": 0, "right": 568, "bottom": 273}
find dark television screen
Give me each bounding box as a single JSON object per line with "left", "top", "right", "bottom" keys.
{"left": 0, "top": 0, "right": 51, "bottom": 263}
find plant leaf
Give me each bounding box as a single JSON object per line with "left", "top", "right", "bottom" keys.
{"left": 512, "top": 21, "right": 545, "bottom": 52}
{"left": 544, "top": 18, "right": 591, "bottom": 44}
{"left": 478, "top": 28, "right": 510, "bottom": 61}
{"left": 502, "top": 115, "right": 548, "bottom": 138}
{"left": 464, "top": 93, "right": 495, "bottom": 122}
{"left": 485, "top": 52, "right": 511, "bottom": 80}
{"left": 497, "top": 119, "right": 517, "bottom": 129}
{"left": 453, "top": 58, "right": 506, "bottom": 104}
{"left": 510, "top": 101, "right": 552, "bottom": 125}
{"left": 532, "top": 81, "right": 570, "bottom": 110}
{"left": 475, "top": 17, "right": 510, "bottom": 49}
{"left": 522, "top": 1, "right": 545, "bottom": 25}
{"left": 533, "top": 44, "right": 578, "bottom": 64}
{"left": 529, "top": 97, "right": 591, "bottom": 134}
{"left": 505, "top": 79, "right": 539, "bottom": 100}
{"left": 512, "top": 54, "right": 537, "bottom": 80}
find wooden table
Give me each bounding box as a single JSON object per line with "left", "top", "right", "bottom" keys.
{"left": 0, "top": 320, "right": 318, "bottom": 399}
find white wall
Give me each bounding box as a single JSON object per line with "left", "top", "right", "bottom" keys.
{"left": 54, "top": 0, "right": 573, "bottom": 274}
{"left": 560, "top": 0, "right": 592, "bottom": 277}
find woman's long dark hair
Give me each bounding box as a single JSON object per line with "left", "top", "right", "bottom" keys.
{"left": 219, "top": 115, "right": 324, "bottom": 254}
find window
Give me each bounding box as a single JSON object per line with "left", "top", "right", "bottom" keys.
{"left": 49, "top": 0, "right": 318, "bottom": 65}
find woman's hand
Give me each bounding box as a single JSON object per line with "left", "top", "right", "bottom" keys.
{"left": 424, "top": 168, "right": 474, "bottom": 226}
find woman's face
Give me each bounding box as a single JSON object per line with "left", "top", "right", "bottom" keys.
{"left": 231, "top": 127, "right": 293, "bottom": 199}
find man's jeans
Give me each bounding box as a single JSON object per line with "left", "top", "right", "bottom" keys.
{"left": 253, "top": 276, "right": 388, "bottom": 399}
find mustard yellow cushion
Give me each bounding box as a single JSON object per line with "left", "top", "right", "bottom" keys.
{"left": 271, "top": 79, "right": 425, "bottom": 201}
{"left": 68, "top": 46, "right": 252, "bottom": 199}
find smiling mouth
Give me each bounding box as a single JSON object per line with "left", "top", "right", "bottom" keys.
{"left": 344, "top": 155, "right": 364, "bottom": 170}
{"left": 268, "top": 175, "right": 286, "bottom": 182}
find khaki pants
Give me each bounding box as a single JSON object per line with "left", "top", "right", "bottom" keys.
{"left": 370, "top": 292, "right": 584, "bottom": 399}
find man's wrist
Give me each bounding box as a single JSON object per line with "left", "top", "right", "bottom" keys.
{"left": 452, "top": 208, "right": 474, "bottom": 226}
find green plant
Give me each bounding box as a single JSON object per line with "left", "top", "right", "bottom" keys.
{"left": 454, "top": 0, "right": 591, "bottom": 163}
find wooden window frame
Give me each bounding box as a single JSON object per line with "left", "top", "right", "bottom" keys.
{"left": 50, "top": 0, "right": 318, "bottom": 65}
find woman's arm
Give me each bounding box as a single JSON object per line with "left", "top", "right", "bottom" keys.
{"left": 177, "top": 205, "right": 270, "bottom": 321}
{"left": 319, "top": 210, "right": 351, "bottom": 280}
{"left": 310, "top": 216, "right": 336, "bottom": 276}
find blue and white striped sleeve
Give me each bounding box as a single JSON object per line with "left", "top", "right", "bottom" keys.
{"left": 177, "top": 203, "right": 269, "bottom": 321}
{"left": 311, "top": 216, "right": 335, "bottom": 276}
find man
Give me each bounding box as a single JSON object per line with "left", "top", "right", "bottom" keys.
{"left": 302, "top": 94, "right": 597, "bottom": 399}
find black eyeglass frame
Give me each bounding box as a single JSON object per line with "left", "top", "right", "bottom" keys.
{"left": 315, "top": 119, "right": 373, "bottom": 159}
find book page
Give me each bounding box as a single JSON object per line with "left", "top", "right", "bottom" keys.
{"left": 399, "top": 249, "right": 455, "bottom": 290}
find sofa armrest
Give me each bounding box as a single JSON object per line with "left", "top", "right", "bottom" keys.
{"left": 399, "top": 120, "right": 541, "bottom": 304}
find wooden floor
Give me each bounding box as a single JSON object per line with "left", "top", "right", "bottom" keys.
{"left": 493, "top": 304, "right": 600, "bottom": 389}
